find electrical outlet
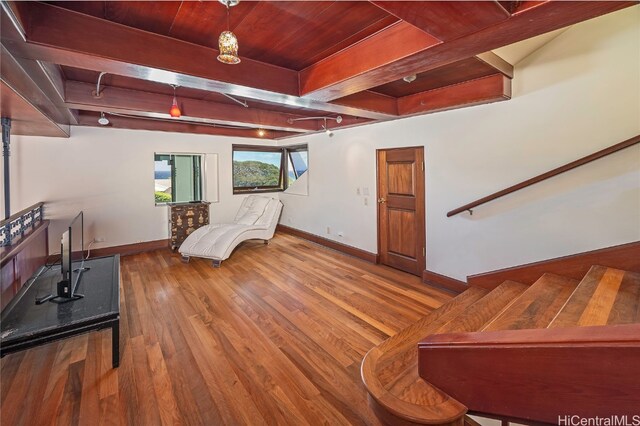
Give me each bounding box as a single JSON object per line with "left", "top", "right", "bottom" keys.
{"left": 326, "top": 226, "right": 331, "bottom": 234}
{"left": 94, "top": 237, "right": 106, "bottom": 243}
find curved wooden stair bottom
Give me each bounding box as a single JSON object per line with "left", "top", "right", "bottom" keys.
{"left": 361, "top": 266, "right": 640, "bottom": 425}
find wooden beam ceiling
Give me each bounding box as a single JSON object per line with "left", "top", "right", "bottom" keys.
{"left": 64, "top": 81, "right": 369, "bottom": 133}
{"left": 1, "top": 1, "right": 635, "bottom": 140}
{"left": 299, "top": 1, "right": 634, "bottom": 101}
{"left": 7, "top": 2, "right": 396, "bottom": 120}
{"left": 397, "top": 74, "right": 512, "bottom": 116}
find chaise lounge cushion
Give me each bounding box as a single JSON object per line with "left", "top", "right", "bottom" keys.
{"left": 179, "top": 195, "right": 283, "bottom": 264}
{"left": 234, "top": 196, "right": 270, "bottom": 225}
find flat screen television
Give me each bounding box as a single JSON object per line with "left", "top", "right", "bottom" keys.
{"left": 57, "top": 211, "right": 87, "bottom": 301}
{"left": 35, "top": 211, "right": 89, "bottom": 305}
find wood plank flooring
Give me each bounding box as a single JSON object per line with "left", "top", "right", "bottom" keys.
{"left": 1, "top": 233, "right": 452, "bottom": 425}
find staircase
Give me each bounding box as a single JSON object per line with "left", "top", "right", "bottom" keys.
{"left": 361, "top": 266, "right": 640, "bottom": 425}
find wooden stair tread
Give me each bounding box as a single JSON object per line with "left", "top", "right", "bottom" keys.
{"left": 549, "top": 266, "right": 640, "bottom": 328}
{"left": 482, "top": 273, "right": 579, "bottom": 331}
{"left": 433, "top": 280, "right": 528, "bottom": 334}
{"left": 361, "top": 287, "right": 488, "bottom": 424}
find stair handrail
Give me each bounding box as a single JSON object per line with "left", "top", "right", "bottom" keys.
{"left": 447, "top": 135, "right": 640, "bottom": 217}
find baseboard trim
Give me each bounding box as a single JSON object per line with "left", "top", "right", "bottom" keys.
{"left": 422, "top": 270, "right": 468, "bottom": 294}
{"left": 468, "top": 241, "right": 640, "bottom": 289}
{"left": 277, "top": 224, "right": 378, "bottom": 264}
{"left": 88, "top": 239, "right": 169, "bottom": 259}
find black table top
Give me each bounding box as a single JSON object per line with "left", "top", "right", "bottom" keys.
{"left": 1, "top": 255, "right": 120, "bottom": 344}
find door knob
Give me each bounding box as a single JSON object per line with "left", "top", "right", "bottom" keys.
{"left": 378, "top": 197, "right": 386, "bottom": 204}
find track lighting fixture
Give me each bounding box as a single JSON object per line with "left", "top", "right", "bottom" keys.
{"left": 286, "top": 115, "right": 341, "bottom": 136}
{"left": 98, "top": 112, "right": 109, "bottom": 126}
{"left": 323, "top": 121, "right": 333, "bottom": 138}
{"left": 92, "top": 72, "right": 108, "bottom": 98}
{"left": 169, "top": 85, "right": 181, "bottom": 118}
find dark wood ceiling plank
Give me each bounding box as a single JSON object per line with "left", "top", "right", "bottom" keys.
{"left": 331, "top": 91, "right": 398, "bottom": 116}
{"left": 65, "top": 81, "right": 369, "bottom": 133}
{"left": 300, "top": 1, "right": 634, "bottom": 101}
{"left": 371, "top": 57, "right": 501, "bottom": 98}
{"left": 11, "top": 2, "right": 395, "bottom": 121}
{"left": 299, "top": 20, "right": 441, "bottom": 101}
{"left": 76, "top": 111, "right": 290, "bottom": 140}
{"left": 397, "top": 74, "right": 511, "bottom": 117}
{"left": 233, "top": 1, "right": 334, "bottom": 67}
{"left": 0, "top": 81, "right": 70, "bottom": 137}
{"left": 103, "top": 1, "right": 182, "bottom": 36}
{"left": 19, "top": 2, "right": 298, "bottom": 95}
{"left": 371, "top": 1, "right": 510, "bottom": 41}
{"left": 303, "top": 14, "right": 399, "bottom": 69}
{"left": 245, "top": 1, "right": 391, "bottom": 70}
{"left": 167, "top": 1, "right": 259, "bottom": 49}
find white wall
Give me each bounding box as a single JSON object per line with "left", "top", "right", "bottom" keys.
{"left": 10, "top": 126, "right": 277, "bottom": 252}
{"left": 279, "top": 7, "right": 640, "bottom": 280}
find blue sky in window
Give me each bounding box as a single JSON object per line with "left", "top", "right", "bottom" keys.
{"left": 234, "top": 151, "right": 282, "bottom": 167}
{"left": 155, "top": 160, "right": 171, "bottom": 172}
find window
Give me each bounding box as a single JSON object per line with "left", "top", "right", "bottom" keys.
{"left": 154, "top": 153, "right": 203, "bottom": 204}
{"left": 286, "top": 146, "right": 308, "bottom": 185}
{"left": 232, "top": 145, "right": 307, "bottom": 194}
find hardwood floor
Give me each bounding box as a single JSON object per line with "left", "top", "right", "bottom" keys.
{"left": 1, "top": 233, "right": 452, "bottom": 425}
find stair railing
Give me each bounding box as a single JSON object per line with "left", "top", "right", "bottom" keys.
{"left": 447, "top": 135, "right": 640, "bottom": 217}
{"left": 0, "top": 202, "right": 44, "bottom": 247}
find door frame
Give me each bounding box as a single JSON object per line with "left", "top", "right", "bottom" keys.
{"left": 375, "top": 146, "right": 426, "bottom": 276}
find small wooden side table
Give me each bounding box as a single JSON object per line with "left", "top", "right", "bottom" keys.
{"left": 168, "top": 202, "right": 211, "bottom": 251}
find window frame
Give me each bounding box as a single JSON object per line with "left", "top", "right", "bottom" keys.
{"left": 154, "top": 152, "right": 204, "bottom": 205}
{"left": 232, "top": 145, "right": 285, "bottom": 194}
{"left": 232, "top": 144, "right": 308, "bottom": 195}
{"left": 283, "top": 144, "right": 308, "bottom": 189}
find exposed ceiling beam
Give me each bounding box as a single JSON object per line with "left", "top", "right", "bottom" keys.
{"left": 76, "top": 112, "right": 292, "bottom": 140}
{"left": 371, "top": 1, "right": 510, "bottom": 42}
{"left": 300, "top": 1, "right": 634, "bottom": 101}
{"left": 332, "top": 91, "right": 398, "bottom": 116}
{"left": 5, "top": 2, "right": 396, "bottom": 121}
{"left": 0, "top": 80, "right": 69, "bottom": 137}
{"left": 397, "top": 74, "right": 511, "bottom": 116}
{"left": 65, "top": 81, "right": 368, "bottom": 133}
{"left": 0, "top": 4, "right": 77, "bottom": 126}
{"left": 299, "top": 21, "right": 441, "bottom": 102}
{"left": 0, "top": 45, "right": 70, "bottom": 137}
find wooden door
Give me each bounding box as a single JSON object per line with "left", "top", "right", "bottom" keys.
{"left": 377, "top": 147, "right": 425, "bottom": 276}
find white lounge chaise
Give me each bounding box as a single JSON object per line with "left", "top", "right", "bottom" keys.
{"left": 178, "top": 195, "right": 283, "bottom": 267}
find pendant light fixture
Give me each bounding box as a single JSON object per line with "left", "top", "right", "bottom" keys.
{"left": 217, "top": 0, "right": 240, "bottom": 65}
{"left": 169, "top": 84, "right": 181, "bottom": 118}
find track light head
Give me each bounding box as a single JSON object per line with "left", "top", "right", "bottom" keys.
{"left": 98, "top": 112, "right": 109, "bottom": 126}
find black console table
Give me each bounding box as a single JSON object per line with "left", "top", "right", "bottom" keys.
{"left": 1, "top": 255, "right": 120, "bottom": 368}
